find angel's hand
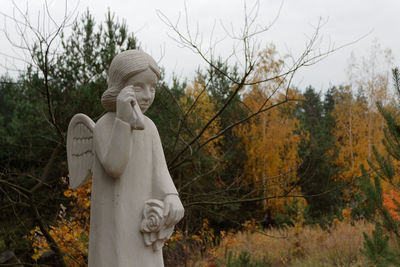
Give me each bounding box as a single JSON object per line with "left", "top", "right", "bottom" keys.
{"left": 163, "top": 194, "right": 184, "bottom": 227}
{"left": 116, "top": 86, "right": 136, "bottom": 123}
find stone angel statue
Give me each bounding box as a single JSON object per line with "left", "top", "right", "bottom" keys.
{"left": 66, "top": 50, "right": 184, "bottom": 267}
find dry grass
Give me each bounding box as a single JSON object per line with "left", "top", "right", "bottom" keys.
{"left": 193, "top": 220, "right": 375, "bottom": 267}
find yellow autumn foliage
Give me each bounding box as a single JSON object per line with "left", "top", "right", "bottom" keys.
{"left": 235, "top": 48, "right": 303, "bottom": 214}
{"left": 332, "top": 86, "right": 388, "bottom": 199}
{"left": 27, "top": 177, "right": 91, "bottom": 266}
{"left": 180, "top": 78, "right": 223, "bottom": 159}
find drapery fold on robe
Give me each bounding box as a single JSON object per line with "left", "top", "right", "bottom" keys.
{"left": 89, "top": 113, "right": 177, "bottom": 267}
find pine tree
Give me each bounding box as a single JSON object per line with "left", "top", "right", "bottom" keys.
{"left": 359, "top": 68, "right": 400, "bottom": 266}
{"left": 0, "top": 10, "right": 139, "bottom": 263}
{"left": 296, "top": 86, "right": 342, "bottom": 221}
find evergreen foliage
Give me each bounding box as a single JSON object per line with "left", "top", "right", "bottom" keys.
{"left": 1, "top": 4, "right": 397, "bottom": 265}
{"left": 0, "top": 10, "right": 138, "bottom": 261}
{"left": 217, "top": 250, "right": 272, "bottom": 267}
{"left": 296, "top": 86, "right": 342, "bottom": 220}
{"left": 359, "top": 68, "right": 400, "bottom": 266}
{"left": 0, "top": 10, "right": 252, "bottom": 263}
{"left": 361, "top": 222, "right": 398, "bottom": 266}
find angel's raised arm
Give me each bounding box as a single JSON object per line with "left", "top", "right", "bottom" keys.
{"left": 94, "top": 114, "right": 132, "bottom": 179}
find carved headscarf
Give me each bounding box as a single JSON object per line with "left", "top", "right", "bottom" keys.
{"left": 101, "top": 50, "right": 161, "bottom": 112}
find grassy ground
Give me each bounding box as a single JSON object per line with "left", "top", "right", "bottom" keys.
{"left": 190, "top": 220, "right": 374, "bottom": 267}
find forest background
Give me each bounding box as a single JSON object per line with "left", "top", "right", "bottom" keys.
{"left": 0, "top": 2, "right": 400, "bottom": 266}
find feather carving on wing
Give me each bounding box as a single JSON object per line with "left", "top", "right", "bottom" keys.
{"left": 67, "top": 113, "right": 95, "bottom": 189}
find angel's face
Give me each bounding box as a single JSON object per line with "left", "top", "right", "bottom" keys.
{"left": 124, "top": 68, "right": 158, "bottom": 113}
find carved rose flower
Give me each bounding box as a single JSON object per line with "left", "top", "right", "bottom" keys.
{"left": 141, "top": 199, "right": 174, "bottom": 251}
{"left": 141, "top": 200, "right": 164, "bottom": 233}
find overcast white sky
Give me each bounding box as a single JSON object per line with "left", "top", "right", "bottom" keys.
{"left": 1, "top": 0, "right": 399, "bottom": 91}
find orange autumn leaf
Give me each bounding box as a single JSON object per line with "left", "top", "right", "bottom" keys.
{"left": 383, "top": 189, "right": 400, "bottom": 221}
{"left": 234, "top": 47, "right": 302, "bottom": 213}
{"left": 28, "top": 177, "right": 92, "bottom": 266}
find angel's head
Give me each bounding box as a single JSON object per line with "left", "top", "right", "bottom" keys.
{"left": 102, "top": 50, "right": 161, "bottom": 113}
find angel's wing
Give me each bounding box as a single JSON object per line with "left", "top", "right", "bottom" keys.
{"left": 67, "top": 113, "right": 95, "bottom": 189}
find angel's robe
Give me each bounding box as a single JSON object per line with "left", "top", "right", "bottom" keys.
{"left": 89, "top": 112, "right": 178, "bottom": 267}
